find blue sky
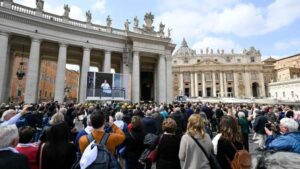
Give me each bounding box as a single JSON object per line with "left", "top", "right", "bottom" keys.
{"left": 16, "top": 0, "right": 300, "bottom": 60}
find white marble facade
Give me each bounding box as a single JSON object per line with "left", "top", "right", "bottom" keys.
{"left": 269, "top": 78, "right": 300, "bottom": 101}
{"left": 0, "top": 1, "right": 175, "bottom": 103}
{"left": 172, "top": 38, "right": 266, "bottom": 98}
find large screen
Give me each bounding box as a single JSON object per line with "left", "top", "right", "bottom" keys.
{"left": 86, "top": 72, "right": 130, "bottom": 100}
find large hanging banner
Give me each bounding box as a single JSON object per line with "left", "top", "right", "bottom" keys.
{"left": 86, "top": 72, "right": 130, "bottom": 101}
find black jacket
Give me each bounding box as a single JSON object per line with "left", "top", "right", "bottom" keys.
{"left": 0, "top": 150, "right": 30, "bottom": 169}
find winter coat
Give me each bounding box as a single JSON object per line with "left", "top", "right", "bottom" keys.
{"left": 266, "top": 132, "right": 300, "bottom": 154}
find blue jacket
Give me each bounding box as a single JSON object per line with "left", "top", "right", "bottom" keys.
{"left": 266, "top": 132, "right": 300, "bottom": 154}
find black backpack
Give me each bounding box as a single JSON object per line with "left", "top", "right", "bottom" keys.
{"left": 72, "top": 133, "right": 121, "bottom": 169}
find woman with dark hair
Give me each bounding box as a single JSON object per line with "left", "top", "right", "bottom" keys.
{"left": 37, "top": 122, "right": 76, "bottom": 169}
{"left": 156, "top": 118, "right": 181, "bottom": 169}
{"left": 124, "top": 115, "right": 145, "bottom": 169}
{"left": 216, "top": 115, "right": 244, "bottom": 169}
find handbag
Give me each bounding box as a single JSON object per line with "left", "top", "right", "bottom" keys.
{"left": 146, "top": 134, "right": 163, "bottom": 162}
{"left": 189, "top": 135, "right": 222, "bottom": 169}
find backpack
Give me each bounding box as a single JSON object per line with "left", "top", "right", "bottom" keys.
{"left": 229, "top": 143, "right": 252, "bottom": 169}
{"left": 72, "top": 133, "right": 121, "bottom": 169}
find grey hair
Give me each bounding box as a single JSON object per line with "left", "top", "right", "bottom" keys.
{"left": 49, "top": 112, "right": 65, "bottom": 125}
{"left": 280, "top": 118, "right": 299, "bottom": 132}
{"left": 1, "top": 109, "right": 16, "bottom": 121}
{"left": 59, "top": 108, "right": 67, "bottom": 116}
{"left": 115, "top": 112, "right": 123, "bottom": 121}
{"left": 0, "top": 125, "right": 19, "bottom": 149}
{"left": 238, "top": 111, "right": 245, "bottom": 118}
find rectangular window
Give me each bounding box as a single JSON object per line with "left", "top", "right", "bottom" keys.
{"left": 250, "top": 57, "right": 255, "bottom": 62}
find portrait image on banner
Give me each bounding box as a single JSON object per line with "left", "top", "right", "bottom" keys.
{"left": 95, "top": 73, "right": 113, "bottom": 97}
{"left": 86, "top": 72, "right": 95, "bottom": 97}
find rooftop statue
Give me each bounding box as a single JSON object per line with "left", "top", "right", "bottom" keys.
{"left": 124, "top": 19, "right": 130, "bottom": 31}
{"left": 217, "top": 49, "right": 220, "bottom": 54}
{"left": 63, "top": 4, "right": 70, "bottom": 18}
{"left": 206, "top": 48, "right": 209, "bottom": 54}
{"left": 159, "top": 22, "right": 165, "bottom": 34}
{"left": 167, "top": 28, "right": 172, "bottom": 38}
{"left": 134, "top": 16, "right": 139, "bottom": 28}
{"left": 86, "top": 10, "right": 92, "bottom": 23}
{"left": 106, "top": 15, "right": 112, "bottom": 27}
{"left": 221, "top": 49, "right": 224, "bottom": 54}
{"left": 200, "top": 49, "right": 203, "bottom": 54}
{"left": 231, "top": 49, "right": 234, "bottom": 54}
{"left": 36, "top": 0, "right": 44, "bottom": 11}
{"left": 143, "top": 12, "right": 154, "bottom": 32}
{"left": 210, "top": 49, "right": 213, "bottom": 54}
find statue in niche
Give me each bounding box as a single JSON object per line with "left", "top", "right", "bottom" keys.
{"left": 86, "top": 10, "right": 92, "bottom": 23}
{"left": 206, "top": 48, "right": 209, "bottom": 54}
{"left": 210, "top": 49, "right": 213, "bottom": 54}
{"left": 63, "top": 4, "right": 70, "bottom": 18}
{"left": 231, "top": 49, "right": 234, "bottom": 54}
{"left": 134, "top": 16, "right": 139, "bottom": 28}
{"left": 217, "top": 49, "right": 220, "bottom": 54}
{"left": 159, "top": 22, "right": 165, "bottom": 33}
{"left": 36, "top": 0, "right": 44, "bottom": 11}
{"left": 200, "top": 49, "right": 203, "bottom": 54}
{"left": 106, "top": 15, "right": 112, "bottom": 27}
{"left": 124, "top": 19, "right": 130, "bottom": 31}
{"left": 167, "top": 28, "right": 172, "bottom": 38}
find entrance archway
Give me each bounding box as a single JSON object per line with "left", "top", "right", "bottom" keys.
{"left": 252, "top": 82, "right": 259, "bottom": 97}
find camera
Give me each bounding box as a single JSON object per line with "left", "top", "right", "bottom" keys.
{"left": 265, "top": 123, "right": 272, "bottom": 130}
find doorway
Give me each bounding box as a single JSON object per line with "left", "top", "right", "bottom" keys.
{"left": 252, "top": 82, "right": 259, "bottom": 97}
{"left": 140, "top": 72, "right": 153, "bottom": 101}
{"left": 206, "top": 87, "right": 211, "bottom": 97}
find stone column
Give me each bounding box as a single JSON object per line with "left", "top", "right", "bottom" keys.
{"left": 79, "top": 47, "right": 90, "bottom": 103}
{"left": 223, "top": 72, "right": 227, "bottom": 97}
{"left": 190, "top": 72, "right": 194, "bottom": 97}
{"left": 132, "top": 51, "right": 140, "bottom": 103}
{"left": 122, "top": 52, "right": 130, "bottom": 100}
{"left": 259, "top": 72, "right": 266, "bottom": 97}
{"left": 219, "top": 72, "right": 224, "bottom": 97}
{"left": 0, "top": 32, "right": 10, "bottom": 103}
{"left": 233, "top": 72, "right": 239, "bottom": 97}
{"left": 165, "top": 56, "right": 173, "bottom": 103}
{"left": 103, "top": 50, "right": 111, "bottom": 73}
{"left": 244, "top": 72, "right": 251, "bottom": 97}
{"left": 158, "top": 54, "right": 166, "bottom": 103}
{"left": 24, "top": 38, "right": 41, "bottom": 103}
{"left": 179, "top": 73, "right": 183, "bottom": 96}
{"left": 212, "top": 72, "right": 216, "bottom": 97}
{"left": 54, "top": 43, "right": 67, "bottom": 103}
{"left": 202, "top": 72, "right": 206, "bottom": 97}
{"left": 194, "top": 72, "right": 198, "bottom": 97}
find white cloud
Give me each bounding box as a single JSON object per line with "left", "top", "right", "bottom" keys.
{"left": 192, "top": 37, "right": 241, "bottom": 54}
{"left": 15, "top": 0, "right": 35, "bottom": 8}
{"left": 275, "top": 39, "right": 300, "bottom": 50}
{"left": 69, "top": 5, "right": 85, "bottom": 21}
{"left": 92, "top": 0, "right": 106, "bottom": 13}
{"left": 157, "top": 0, "right": 300, "bottom": 44}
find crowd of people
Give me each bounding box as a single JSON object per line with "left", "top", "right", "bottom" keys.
{"left": 0, "top": 101, "right": 300, "bottom": 169}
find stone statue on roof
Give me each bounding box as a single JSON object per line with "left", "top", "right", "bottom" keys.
{"left": 231, "top": 49, "right": 234, "bottom": 54}
{"left": 200, "top": 49, "right": 203, "bottom": 54}
{"left": 210, "top": 49, "right": 213, "bottom": 54}
{"left": 167, "top": 28, "right": 172, "bottom": 38}
{"left": 217, "top": 49, "right": 220, "bottom": 54}
{"left": 36, "top": 0, "right": 44, "bottom": 11}
{"left": 106, "top": 15, "right": 112, "bottom": 27}
{"left": 221, "top": 49, "right": 224, "bottom": 54}
{"left": 86, "top": 10, "right": 92, "bottom": 23}
{"left": 206, "top": 48, "right": 209, "bottom": 54}
{"left": 159, "top": 22, "right": 165, "bottom": 33}
{"left": 63, "top": 4, "right": 70, "bottom": 18}
{"left": 143, "top": 12, "right": 154, "bottom": 32}
{"left": 124, "top": 19, "right": 130, "bottom": 31}
{"left": 134, "top": 16, "right": 139, "bottom": 28}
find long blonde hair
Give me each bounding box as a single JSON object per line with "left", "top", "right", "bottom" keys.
{"left": 187, "top": 114, "right": 205, "bottom": 138}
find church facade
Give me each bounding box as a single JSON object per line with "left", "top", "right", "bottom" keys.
{"left": 0, "top": 0, "right": 175, "bottom": 104}
{"left": 172, "top": 39, "right": 266, "bottom": 98}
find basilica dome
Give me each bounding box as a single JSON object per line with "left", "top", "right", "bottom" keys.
{"left": 173, "top": 38, "right": 196, "bottom": 58}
